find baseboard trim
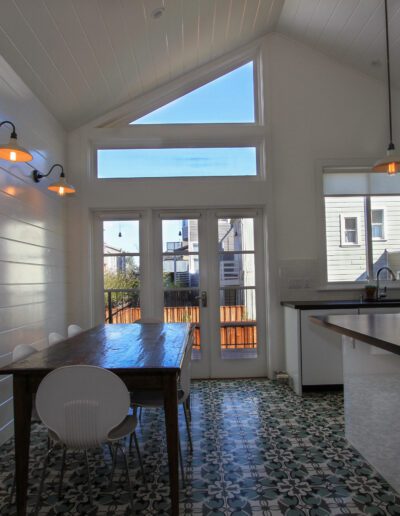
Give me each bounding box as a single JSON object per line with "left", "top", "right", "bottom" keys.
{"left": 302, "top": 384, "right": 343, "bottom": 392}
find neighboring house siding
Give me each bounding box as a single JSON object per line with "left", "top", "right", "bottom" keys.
{"left": 325, "top": 196, "right": 400, "bottom": 282}
{"left": 372, "top": 197, "right": 400, "bottom": 278}
{"left": 325, "top": 197, "right": 366, "bottom": 282}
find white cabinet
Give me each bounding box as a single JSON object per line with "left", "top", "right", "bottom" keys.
{"left": 300, "top": 308, "right": 358, "bottom": 390}
{"left": 284, "top": 306, "right": 358, "bottom": 395}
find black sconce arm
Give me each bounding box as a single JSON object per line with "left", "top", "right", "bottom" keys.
{"left": 33, "top": 163, "right": 64, "bottom": 183}
{"left": 0, "top": 120, "right": 17, "bottom": 139}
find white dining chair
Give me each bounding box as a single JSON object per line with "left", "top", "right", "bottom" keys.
{"left": 67, "top": 324, "right": 83, "bottom": 337}
{"left": 34, "top": 365, "right": 143, "bottom": 514}
{"left": 48, "top": 332, "right": 65, "bottom": 347}
{"left": 130, "top": 327, "right": 194, "bottom": 482}
{"left": 12, "top": 343, "right": 37, "bottom": 363}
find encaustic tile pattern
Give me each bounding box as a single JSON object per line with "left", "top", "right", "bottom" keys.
{"left": 0, "top": 379, "right": 399, "bottom": 515}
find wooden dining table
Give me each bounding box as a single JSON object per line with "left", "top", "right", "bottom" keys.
{"left": 1, "top": 322, "right": 192, "bottom": 516}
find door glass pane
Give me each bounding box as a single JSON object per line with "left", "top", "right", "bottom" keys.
{"left": 103, "top": 220, "right": 141, "bottom": 323}
{"left": 219, "top": 253, "right": 255, "bottom": 286}
{"left": 220, "top": 288, "right": 257, "bottom": 352}
{"left": 218, "top": 218, "right": 257, "bottom": 359}
{"left": 104, "top": 220, "right": 140, "bottom": 253}
{"left": 162, "top": 219, "right": 201, "bottom": 357}
{"left": 371, "top": 196, "right": 400, "bottom": 279}
{"left": 218, "top": 218, "right": 254, "bottom": 251}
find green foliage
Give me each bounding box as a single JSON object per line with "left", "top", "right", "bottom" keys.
{"left": 104, "top": 256, "right": 140, "bottom": 308}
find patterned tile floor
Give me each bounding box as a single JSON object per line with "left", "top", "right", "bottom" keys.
{"left": 1, "top": 379, "right": 400, "bottom": 515}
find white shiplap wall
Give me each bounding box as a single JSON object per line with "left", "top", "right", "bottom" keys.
{"left": 0, "top": 56, "right": 67, "bottom": 445}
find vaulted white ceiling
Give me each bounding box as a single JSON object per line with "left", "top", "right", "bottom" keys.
{"left": 0, "top": 0, "right": 399, "bottom": 130}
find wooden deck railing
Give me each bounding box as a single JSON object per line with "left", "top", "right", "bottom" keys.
{"left": 104, "top": 304, "right": 257, "bottom": 349}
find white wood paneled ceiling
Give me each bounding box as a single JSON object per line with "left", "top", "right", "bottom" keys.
{"left": 0, "top": 0, "right": 399, "bottom": 130}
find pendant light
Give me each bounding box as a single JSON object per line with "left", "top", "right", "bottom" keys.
{"left": 33, "top": 164, "right": 76, "bottom": 196}
{"left": 0, "top": 120, "right": 33, "bottom": 162}
{"left": 373, "top": 0, "right": 400, "bottom": 175}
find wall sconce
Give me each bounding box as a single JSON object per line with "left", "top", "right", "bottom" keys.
{"left": 0, "top": 120, "right": 33, "bottom": 162}
{"left": 33, "top": 164, "right": 76, "bottom": 196}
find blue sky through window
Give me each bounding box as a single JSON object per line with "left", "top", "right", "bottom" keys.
{"left": 130, "top": 61, "right": 255, "bottom": 124}
{"left": 97, "top": 147, "right": 257, "bottom": 178}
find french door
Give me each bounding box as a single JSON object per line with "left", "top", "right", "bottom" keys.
{"left": 95, "top": 209, "right": 267, "bottom": 378}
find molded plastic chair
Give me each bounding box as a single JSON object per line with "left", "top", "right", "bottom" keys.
{"left": 12, "top": 343, "right": 37, "bottom": 363}
{"left": 130, "top": 327, "right": 194, "bottom": 482}
{"left": 67, "top": 324, "right": 83, "bottom": 338}
{"left": 34, "top": 365, "right": 143, "bottom": 514}
{"left": 48, "top": 332, "right": 65, "bottom": 347}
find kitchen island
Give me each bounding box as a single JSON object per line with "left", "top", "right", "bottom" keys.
{"left": 311, "top": 313, "right": 400, "bottom": 494}
{"left": 281, "top": 300, "right": 400, "bottom": 394}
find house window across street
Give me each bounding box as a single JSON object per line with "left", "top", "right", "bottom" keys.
{"left": 372, "top": 209, "right": 385, "bottom": 240}
{"left": 341, "top": 216, "right": 359, "bottom": 245}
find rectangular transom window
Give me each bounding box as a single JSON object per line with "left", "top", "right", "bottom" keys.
{"left": 97, "top": 147, "right": 257, "bottom": 179}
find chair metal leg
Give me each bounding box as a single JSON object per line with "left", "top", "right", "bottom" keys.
{"left": 84, "top": 450, "right": 94, "bottom": 506}
{"left": 132, "top": 431, "right": 146, "bottom": 483}
{"left": 185, "top": 394, "right": 191, "bottom": 420}
{"left": 119, "top": 445, "right": 135, "bottom": 511}
{"left": 9, "top": 473, "right": 16, "bottom": 504}
{"left": 34, "top": 447, "right": 53, "bottom": 516}
{"left": 58, "top": 445, "right": 67, "bottom": 499}
{"left": 182, "top": 403, "right": 193, "bottom": 452}
{"left": 109, "top": 443, "right": 118, "bottom": 486}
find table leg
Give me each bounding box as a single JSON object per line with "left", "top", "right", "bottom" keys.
{"left": 13, "top": 375, "right": 32, "bottom": 516}
{"left": 163, "top": 373, "right": 179, "bottom": 516}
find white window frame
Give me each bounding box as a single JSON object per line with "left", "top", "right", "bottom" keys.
{"left": 91, "top": 46, "right": 266, "bottom": 182}
{"left": 316, "top": 159, "right": 400, "bottom": 287}
{"left": 371, "top": 208, "right": 386, "bottom": 241}
{"left": 340, "top": 214, "right": 360, "bottom": 247}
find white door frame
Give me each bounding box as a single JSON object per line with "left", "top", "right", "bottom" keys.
{"left": 91, "top": 207, "right": 268, "bottom": 378}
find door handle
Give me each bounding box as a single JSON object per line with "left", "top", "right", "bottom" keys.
{"left": 195, "top": 291, "right": 207, "bottom": 307}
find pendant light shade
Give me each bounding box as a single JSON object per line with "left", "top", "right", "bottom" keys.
{"left": 373, "top": 0, "right": 400, "bottom": 175}
{"left": 33, "top": 164, "right": 76, "bottom": 196}
{"left": 0, "top": 120, "right": 33, "bottom": 162}
{"left": 47, "top": 175, "right": 76, "bottom": 196}
{"left": 373, "top": 145, "right": 400, "bottom": 175}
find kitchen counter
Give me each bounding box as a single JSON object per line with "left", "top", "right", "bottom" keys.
{"left": 281, "top": 299, "right": 400, "bottom": 310}
{"left": 310, "top": 313, "right": 400, "bottom": 356}
{"left": 310, "top": 313, "right": 400, "bottom": 494}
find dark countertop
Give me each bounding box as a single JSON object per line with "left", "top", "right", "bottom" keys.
{"left": 281, "top": 299, "right": 400, "bottom": 310}
{"left": 310, "top": 314, "right": 400, "bottom": 356}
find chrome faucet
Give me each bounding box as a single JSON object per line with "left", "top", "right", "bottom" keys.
{"left": 376, "top": 266, "right": 396, "bottom": 299}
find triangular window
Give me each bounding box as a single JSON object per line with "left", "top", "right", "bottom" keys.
{"left": 130, "top": 62, "right": 255, "bottom": 124}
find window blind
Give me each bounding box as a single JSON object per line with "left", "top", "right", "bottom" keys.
{"left": 323, "top": 167, "right": 400, "bottom": 196}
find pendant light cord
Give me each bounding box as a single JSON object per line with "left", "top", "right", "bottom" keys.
{"left": 384, "top": 0, "right": 394, "bottom": 149}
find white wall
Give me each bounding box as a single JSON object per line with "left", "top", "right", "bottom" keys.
{"left": 0, "top": 57, "right": 67, "bottom": 444}
{"left": 66, "top": 32, "right": 400, "bottom": 377}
